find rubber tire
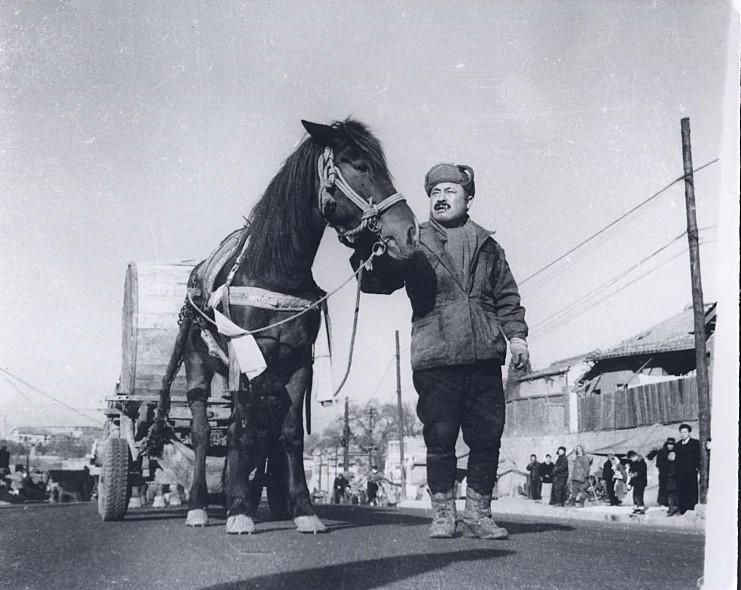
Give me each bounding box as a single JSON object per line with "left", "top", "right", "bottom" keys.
{"left": 98, "top": 438, "right": 131, "bottom": 521}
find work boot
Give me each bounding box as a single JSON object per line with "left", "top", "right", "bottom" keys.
{"left": 428, "top": 490, "right": 457, "bottom": 539}
{"left": 461, "top": 488, "right": 509, "bottom": 540}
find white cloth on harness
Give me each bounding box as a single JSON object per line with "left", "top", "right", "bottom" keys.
{"left": 207, "top": 285, "right": 333, "bottom": 397}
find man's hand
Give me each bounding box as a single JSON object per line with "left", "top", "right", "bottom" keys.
{"left": 510, "top": 337, "right": 529, "bottom": 370}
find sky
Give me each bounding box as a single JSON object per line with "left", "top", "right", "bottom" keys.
{"left": 0, "top": 1, "right": 737, "bottom": 435}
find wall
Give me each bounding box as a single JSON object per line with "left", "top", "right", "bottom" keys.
{"left": 504, "top": 394, "right": 568, "bottom": 436}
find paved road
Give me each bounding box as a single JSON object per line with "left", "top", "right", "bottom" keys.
{"left": 0, "top": 502, "right": 704, "bottom": 590}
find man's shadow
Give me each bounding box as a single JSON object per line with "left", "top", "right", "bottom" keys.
{"left": 202, "top": 548, "right": 514, "bottom": 590}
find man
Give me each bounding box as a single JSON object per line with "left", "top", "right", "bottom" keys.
{"left": 602, "top": 453, "right": 619, "bottom": 506}
{"left": 568, "top": 445, "right": 591, "bottom": 507}
{"left": 0, "top": 442, "right": 10, "bottom": 479}
{"left": 551, "top": 446, "right": 569, "bottom": 506}
{"left": 539, "top": 454, "right": 555, "bottom": 504}
{"left": 674, "top": 423, "right": 700, "bottom": 513}
{"left": 333, "top": 472, "right": 349, "bottom": 504}
{"left": 626, "top": 450, "right": 647, "bottom": 514}
{"left": 647, "top": 437, "right": 676, "bottom": 507}
{"left": 353, "top": 163, "right": 528, "bottom": 539}
{"left": 366, "top": 466, "right": 382, "bottom": 506}
{"left": 526, "top": 454, "right": 542, "bottom": 500}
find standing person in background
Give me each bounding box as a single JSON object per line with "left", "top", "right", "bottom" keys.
{"left": 602, "top": 453, "right": 619, "bottom": 506}
{"left": 333, "top": 472, "right": 349, "bottom": 504}
{"left": 568, "top": 444, "right": 592, "bottom": 507}
{"left": 539, "top": 454, "right": 554, "bottom": 504}
{"left": 366, "top": 466, "right": 381, "bottom": 506}
{"left": 626, "top": 451, "right": 647, "bottom": 514}
{"left": 610, "top": 455, "right": 628, "bottom": 504}
{"left": 526, "top": 454, "right": 542, "bottom": 500}
{"left": 674, "top": 423, "right": 700, "bottom": 513}
{"left": 0, "top": 443, "right": 10, "bottom": 479}
{"left": 647, "top": 437, "right": 675, "bottom": 507}
{"left": 664, "top": 444, "right": 680, "bottom": 516}
{"left": 550, "top": 446, "right": 569, "bottom": 507}
{"left": 352, "top": 162, "right": 529, "bottom": 540}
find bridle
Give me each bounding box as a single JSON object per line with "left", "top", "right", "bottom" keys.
{"left": 317, "top": 147, "right": 407, "bottom": 246}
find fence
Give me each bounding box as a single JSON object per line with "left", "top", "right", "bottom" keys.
{"left": 578, "top": 376, "right": 698, "bottom": 431}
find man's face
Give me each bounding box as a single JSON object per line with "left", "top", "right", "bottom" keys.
{"left": 545, "top": 456, "right": 552, "bottom": 464}
{"left": 429, "top": 182, "right": 472, "bottom": 226}
{"left": 679, "top": 428, "right": 690, "bottom": 441}
{"left": 529, "top": 456, "right": 536, "bottom": 463}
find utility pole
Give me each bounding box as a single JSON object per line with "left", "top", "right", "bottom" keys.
{"left": 681, "top": 117, "right": 711, "bottom": 504}
{"left": 395, "top": 330, "right": 407, "bottom": 500}
{"left": 343, "top": 397, "right": 350, "bottom": 473}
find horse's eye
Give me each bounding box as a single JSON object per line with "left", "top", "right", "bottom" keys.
{"left": 355, "top": 163, "right": 370, "bottom": 174}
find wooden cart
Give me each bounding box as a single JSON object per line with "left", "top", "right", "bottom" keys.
{"left": 97, "top": 260, "right": 230, "bottom": 521}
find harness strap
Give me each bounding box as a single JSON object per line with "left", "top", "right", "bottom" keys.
{"left": 317, "top": 147, "right": 406, "bottom": 242}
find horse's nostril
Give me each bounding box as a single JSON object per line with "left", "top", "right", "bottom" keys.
{"left": 407, "top": 223, "right": 419, "bottom": 247}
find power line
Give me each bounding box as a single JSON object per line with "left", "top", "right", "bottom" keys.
{"left": 520, "top": 158, "right": 719, "bottom": 285}
{"left": 0, "top": 367, "right": 103, "bottom": 426}
{"left": 529, "top": 230, "right": 689, "bottom": 334}
{"left": 530, "top": 225, "right": 717, "bottom": 335}
{"left": 530, "top": 238, "right": 717, "bottom": 341}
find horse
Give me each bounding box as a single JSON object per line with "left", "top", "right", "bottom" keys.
{"left": 151, "top": 119, "right": 419, "bottom": 534}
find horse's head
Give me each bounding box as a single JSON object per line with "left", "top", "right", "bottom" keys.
{"left": 302, "top": 119, "right": 418, "bottom": 261}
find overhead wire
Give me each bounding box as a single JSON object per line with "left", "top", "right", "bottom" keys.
{"left": 519, "top": 158, "right": 719, "bottom": 286}
{"left": 530, "top": 237, "right": 717, "bottom": 341}
{"left": 0, "top": 367, "right": 103, "bottom": 426}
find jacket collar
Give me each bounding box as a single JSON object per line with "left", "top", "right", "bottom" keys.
{"left": 420, "top": 219, "right": 496, "bottom": 291}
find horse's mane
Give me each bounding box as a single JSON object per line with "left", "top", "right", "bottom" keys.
{"left": 241, "top": 119, "right": 390, "bottom": 281}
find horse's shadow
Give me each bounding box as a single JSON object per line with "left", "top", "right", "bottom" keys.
{"left": 200, "top": 548, "right": 514, "bottom": 590}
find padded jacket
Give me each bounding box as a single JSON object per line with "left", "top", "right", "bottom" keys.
{"left": 352, "top": 220, "right": 527, "bottom": 371}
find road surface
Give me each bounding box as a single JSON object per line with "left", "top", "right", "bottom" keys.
{"left": 0, "top": 502, "right": 703, "bottom": 590}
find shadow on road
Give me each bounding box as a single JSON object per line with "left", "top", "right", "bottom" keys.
{"left": 313, "top": 505, "right": 575, "bottom": 536}
{"left": 200, "top": 548, "right": 514, "bottom": 590}
{"left": 119, "top": 504, "right": 575, "bottom": 536}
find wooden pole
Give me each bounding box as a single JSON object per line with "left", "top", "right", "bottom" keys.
{"left": 680, "top": 117, "right": 710, "bottom": 504}
{"left": 395, "top": 331, "right": 407, "bottom": 500}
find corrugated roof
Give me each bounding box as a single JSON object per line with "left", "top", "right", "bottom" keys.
{"left": 589, "top": 303, "right": 716, "bottom": 361}
{"left": 518, "top": 353, "right": 594, "bottom": 382}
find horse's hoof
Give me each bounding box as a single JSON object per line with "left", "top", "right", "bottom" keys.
{"left": 186, "top": 509, "right": 209, "bottom": 528}
{"left": 294, "top": 515, "right": 327, "bottom": 534}
{"left": 226, "top": 514, "right": 256, "bottom": 535}
{"left": 169, "top": 496, "right": 183, "bottom": 507}
{"left": 152, "top": 495, "right": 166, "bottom": 508}
{"left": 128, "top": 497, "right": 143, "bottom": 510}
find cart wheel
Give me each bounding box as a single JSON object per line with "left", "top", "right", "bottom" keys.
{"left": 98, "top": 438, "right": 131, "bottom": 521}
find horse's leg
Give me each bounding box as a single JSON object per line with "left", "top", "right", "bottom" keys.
{"left": 224, "top": 386, "right": 259, "bottom": 534}
{"left": 184, "top": 328, "right": 211, "bottom": 527}
{"left": 266, "top": 433, "right": 292, "bottom": 521}
{"left": 282, "top": 366, "right": 326, "bottom": 533}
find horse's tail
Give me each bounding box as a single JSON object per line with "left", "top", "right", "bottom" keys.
{"left": 146, "top": 264, "right": 203, "bottom": 457}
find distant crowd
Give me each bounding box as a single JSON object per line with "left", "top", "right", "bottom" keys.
{"left": 524, "top": 423, "right": 703, "bottom": 515}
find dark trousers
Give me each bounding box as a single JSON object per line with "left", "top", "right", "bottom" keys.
{"left": 413, "top": 361, "right": 505, "bottom": 495}
{"left": 632, "top": 484, "right": 645, "bottom": 508}
{"left": 605, "top": 479, "right": 619, "bottom": 505}
{"left": 551, "top": 477, "right": 568, "bottom": 505}
{"left": 528, "top": 479, "right": 542, "bottom": 500}
{"left": 676, "top": 470, "right": 699, "bottom": 513}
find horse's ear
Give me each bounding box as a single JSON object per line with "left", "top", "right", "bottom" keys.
{"left": 301, "top": 120, "right": 341, "bottom": 149}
